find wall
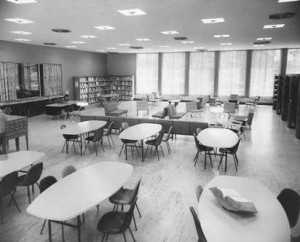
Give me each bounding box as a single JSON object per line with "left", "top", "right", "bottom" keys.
{"left": 106, "top": 53, "right": 136, "bottom": 76}
{"left": 0, "top": 40, "right": 107, "bottom": 99}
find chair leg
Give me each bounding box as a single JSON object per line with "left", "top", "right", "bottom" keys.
{"left": 218, "top": 154, "right": 224, "bottom": 169}
{"left": 0, "top": 198, "right": 3, "bottom": 224}
{"left": 208, "top": 152, "right": 213, "bottom": 168}
{"left": 156, "top": 147, "right": 160, "bottom": 160}
{"left": 135, "top": 203, "right": 142, "bottom": 218}
{"left": 123, "top": 232, "right": 127, "bottom": 242}
{"left": 27, "top": 186, "right": 31, "bottom": 203}
{"left": 160, "top": 145, "right": 164, "bottom": 157}
{"left": 107, "top": 136, "right": 111, "bottom": 148}
{"left": 132, "top": 214, "right": 137, "bottom": 231}
{"left": 119, "top": 143, "right": 125, "bottom": 157}
{"left": 128, "top": 226, "right": 136, "bottom": 242}
{"left": 110, "top": 135, "right": 114, "bottom": 145}
{"left": 40, "top": 219, "right": 47, "bottom": 234}
{"left": 10, "top": 193, "right": 20, "bottom": 212}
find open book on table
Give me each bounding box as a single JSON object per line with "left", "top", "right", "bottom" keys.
{"left": 210, "top": 187, "right": 257, "bottom": 213}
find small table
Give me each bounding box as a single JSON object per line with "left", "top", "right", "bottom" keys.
{"left": 119, "top": 123, "right": 162, "bottom": 161}
{"left": 0, "top": 151, "right": 44, "bottom": 178}
{"left": 198, "top": 175, "right": 290, "bottom": 242}
{"left": 61, "top": 120, "right": 106, "bottom": 155}
{"left": 27, "top": 161, "right": 133, "bottom": 242}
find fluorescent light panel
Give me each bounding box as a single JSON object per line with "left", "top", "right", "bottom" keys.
{"left": 65, "top": 46, "right": 77, "bottom": 48}
{"left": 14, "top": 38, "right": 31, "bottom": 41}
{"left": 71, "top": 41, "right": 85, "bottom": 44}
{"left": 80, "top": 35, "right": 97, "bottom": 39}
{"left": 214, "top": 34, "right": 230, "bottom": 38}
{"left": 257, "top": 37, "right": 272, "bottom": 41}
{"left": 94, "top": 26, "right": 115, "bottom": 30}
{"left": 263, "top": 24, "right": 285, "bottom": 29}
{"left": 202, "top": 18, "right": 224, "bottom": 24}
{"left": 118, "top": 9, "right": 147, "bottom": 16}
{"left": 181, "top": 41, "right": 195, "bottom": 44}
{"left": 6, "top": 0, "right": 37, "bottom": 4}
{"left": 118, "top": 43, "right": 130, "bottom": 46}
{"left": 278, "top": 0, "right": 299, "bottom": 2}
{"left": 220, "top": 43, "right": 232, "bottom": 46}
{"left": 136, "top": 38, "right": 150, "bottom": 41}
{"left": 10, "top": 30, "right": 32, "bottom": 35}
{"left": 5, "top": 18, "right": 34, "bottom": 24}
{"left": 106, "top": 47, "right": 116, "bottom": 50}
{"left": 159, "top": 45, "right": 170, "bottom": 48}
{"left": 161, "top": 31, "right": 179, "bottom": 35}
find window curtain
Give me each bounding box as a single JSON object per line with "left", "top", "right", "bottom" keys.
{"left": 250, "top": 50, "right": 281, "bottom": 97}
{"left": 136, "top": 53, "right": 159, "bottom": 94}
{"left": 189, "top": 52, "right": 215, "bottom": 95}
{"left": 218, "top": 51, "right": 247, "bottom": 96}
{"left": 161, "top": 52, "right": 185, "bottom": 95}
{"left": 286, "top": 49, "right": 300, "bottom": 74}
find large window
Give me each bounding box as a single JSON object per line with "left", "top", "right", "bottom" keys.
{"left": 218, "top": 51, "right": 247, "bottom": 96}
{"left": 136, "top": 53, "right": 159, "bottom": 94}
{"left": 286, "top": 49, "right": 300, "bottom": 74}
{"left": 250, "top": 50, "right": 281, "bottom": 97}
{"left": 189, "top": 52, "right": 215, "bottom": 95}
{"left": 161, "top": 53, "right": 185, "bottom": 95}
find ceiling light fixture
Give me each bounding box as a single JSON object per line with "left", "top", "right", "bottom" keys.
{"left": 106, "top": 47, "right": 116, "bottom": 50}
{"left": 6, "top": 0, "right": 38, "bottom": 4}
{"left": 136, "top": 38, "right": 150, "bottom": 41}
{"left": 253, "top": 40, "right": 271, "bottom": 45}
{"left": 263, "top": 24, "right": 285, "bottom": 29}
{"left": 118, "top": 9, "right": 147, "bottom": 16}
{"left": 253, "top": 44, "right": 265, "bottom": 47}
{"left": 161, "top": 31, "right": 179, "bottom": 35}
{"left": 43, "top": 43, "right": 57, "bottom": 46}
{"left": 159, "top": 45, "right": 170, "bottom": 48}
{"left": 201, "top": 18, "right": 225, "bottom": 24}
{"left": 220, "top": 42, "right": 232, "bottom": 46}
{"left": 214, "top": 34, "right": 230, "bottom": 38}
{"left": 65, "top": 45, "right": 77, "bottom": 48}
{"left": 52, "top": 28, "right": 71, "bottom": 33}
{"left": 80, "top": 35, "right": 97, "bottom": 39}
{"left": 130, "top": 46, "right": 144, "bottom": 49}
{"left": 14, "top": 38, "right": 31, "bottom": 42}
{"left": 174, "top": 37, "right": 188, "bottom": 41}
{"left": 181, "top": 41, "right": 195, "bottom": 44}
{"left": 71, "top": 41, "right": 85, "bottom": 44}
{"left": 278, "top": 0, "right": 299, "bottom": 2}
{"left": 257, "top": 37, "right": 272, "bottom": 41}
{"left": 269, "top": 12, "right": 296, "bottom": 19}
{"left": 118, "top": 43, "right": 130, "bottom": 46}
{"left": 5, "top": 18, "right": 34, "bottom": 24}
{"left": 10, "top": 30, "right": 32, "bottom": 35}
{"left": 94, "top": 26, "right": 115, "bottom": 30}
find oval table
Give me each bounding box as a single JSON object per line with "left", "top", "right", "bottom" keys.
{"left": 119, "top": 123, "right": 162, "bottom": 162}
{"left": 27, "top": 161, "right": 133, "bottom": 242}
{"left": 198, "top": 175, "right": 290, "bottom": 242}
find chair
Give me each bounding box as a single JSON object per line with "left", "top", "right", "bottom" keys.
{"left": 104, "top": 121, "right": 115, "bottom": 148}
{"left": 84, "top": 127, "right": 105, "bottom": 155}
{"left": 119, "top": 122, "right": 138, "bottom": 160}
{"left": 61, "top": 165, "right": 77, "bottom": 178}
{"left": 109, "top": 179, "right": 142, "bottom": 231}
{"left": 60, "top": 124, "right": 81, "bottom": 154}
{"left": 246, "top": 96, "right": 260, "bottom": 108}
{"left": 97, "top": 202, "right": 136, "bottom": 242}
{"left": 190, "top": 206, "right": 207, "bottom": 242}
{"left": 218, "top": 138, "right": 242, "bottom": 172}
{"left": 17, "top": 162, "right": 43, "bottom": 203}
{"left": 136, "top": 100, "right": 149, "bottom": 115}
{"left": 167, "top": 104, "right": 186, "bottom": 119}
{"left": 39, "top": 176, "right": 57, "bottom": 234}
{"left": 193, "top": 133, "right": 214, "bottom": 169}
{"left": 223, "top": 102, "right": 236, "bottom": 114}
{"left": 162, "top": 126, "right": 173, "bottom": 155}
{"left": 277, "top": 188, "right": 300, "bottom": 228}
{"left": 0, "top": 171, "right": 20, "bottom": 224}
{"left": 185, "top": 102, "right": 198, "bottom": 113}
{"left": 145, "top": 130, "right": 165, "bottom": 160}
{"left": 195, "top": 185, "right": 203, "bottom": 203}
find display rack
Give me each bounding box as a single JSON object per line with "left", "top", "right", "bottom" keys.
{"left": 273, "top": 75, "right": 279, "bottom": 110}
{"left": 40, "top": 64, "right": 63, "bottom": 97}
{"left": 287, "top": 75, "right": 300, "bottom": 128}
{"left": 281, "top": 75, "right": 290, "bottom": 121}
{"left": 0, "top": 62, "right": 19, "bottom": 102}
{"left": 73, "top": 75, "right": 133, "bottom": 104}
{"left": 276, "top": 75, "right": 283, "bottom": 115}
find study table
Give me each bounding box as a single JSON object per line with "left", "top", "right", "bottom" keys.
{"left": 119, "top": 123, "right": 162, "bottom": 161}
{"left": 198, "top": 175, "right": 290, "bottom": 242}
{"left": 61, "top": 120, "right": 106, "bottom": 155}
{"left": 27, "top": 161, "right": 133, "bottom": 242}
{"left": 0, "top": 150, "right": 44, "bottom": 178}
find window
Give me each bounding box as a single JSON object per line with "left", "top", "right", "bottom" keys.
{"left": 250, "top": 50, "right": 281, "bottom": 97}
{"left": 136, "top": 53, "right": 159, "bottom": 94}
{"left": 161, "top": 53, "right": 185, "bottom": 95}
{"left": 189, "top": 52, "right": 215, "bottom": 95}
{"left": 218, "top": 51, "right": 247, "bottom": 96}
{"left": 286, "top": 49, "right": 300, "bottom": 74}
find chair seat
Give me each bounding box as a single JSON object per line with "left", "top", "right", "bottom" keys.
{"left": 63, "top": 134, "right": 80, "bottom": 140}
{"left": 17, "top": 174, "right": 27, "bottom": 186}
{"left": 121, "top": 139, "right": 137, "bottom": 144}
{"left": 219, "top": 147, "right": 234, "bottom": 154}
{"left": 201, "top": 146, "right": 214, "bottom": 152}
{"left": 152, "top": 111, "right": 165, "bottom": 119}
{"left": 97, "top": 211, "right": 126, "bottom": 233}
{"left": 109, "top": 110, "right": 128, "bottom": 116}
{"left": 145, "top": 139, "right": 156, "bottom": 145}
{"left": 109, "top": 188, "right": 135, "bottom": 205}
{"left": 85, "top": 135, "right": 95, "bottom": 141}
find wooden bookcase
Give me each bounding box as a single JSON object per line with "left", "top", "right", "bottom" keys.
{"left": 281, "top": 75, "right": 290, "bottom": 121}
{"left": 276, "top": 75, "right": 283, "bottom": 115}
{"left": 40, "top": 64, "right": 63, "bottom": 97}
{"left": 0, "top": 62, "right": 19, "bottom": 102}
{"left": 73, "top": 75, "right": 133, "bottom": 104}
{"left": 273, "top": 75, "right": 279, "bottom": 110}
{"left": 287, "top": 75, "right": 299, "bottom": 128}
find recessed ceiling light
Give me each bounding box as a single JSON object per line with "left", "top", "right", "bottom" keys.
{"left": 257, "top": 37, "right": 272, "bottom": 41}
{"left": 10, "top": 30, "right": 32, "bottom": 35}
{"left": 263, "top": 24, "right": 285, "bottom": 29}
{"left": 118, "top": 9, "right": 147, "bottom": 16}
{"left": 6, "top": 0, "right": 38, "bottom": 4}
{"left": 106, "top": 47, "right": 116, "bottom": 50}
{"left": 14, "top": 38, "right": 31, "bottom": 42}
{"left": 181, "top": 41, "right": 195, "bottom": 44}
{"left": 71, "top": 41, "right": 85, "bottom": 44}
{"left": 174, "top": 37, "right": 188, "bottom": 41}
{"left": 130, "top": 46, "right": 144, "bottom": 49}
{"left": 94, "top": 26, "right": 115, "bottom": 30}
{"left": 253, "top": 41, "right": 271, "bottom": 45}
{"left": 52, "top": 28, "right": 71, "bottom": 33}
{"left": 214, "top": 34, "right": 230, "bottom": 38}
{"left": 118, "top": 43, "right": 130, "bottom": 46}
{"left": 269, "top": 12, "right": 296, "bottom": 19}
{"left": 161, "top": 31, "right": 179, "bottom": 35}
{"left": 65, "top": 45, "right": 77, "bottom": 48}
{"left": 97, "top": 50, "right": 106, "bottom": 52}
{"left": 5, "top": 18, "right": 34, "bottom": 24}
{"left": 136, "top": 38, "right": 150, "bottom": 41}
{"left": 80, "top": 35, "right": 97, "bottom": 39}
{"left": 159, "top": 45, "right": 170, "bottom": 48}
{"left": 44, "top": 42, "right": 57, "bottom": 46}
{"left": 201, "top": 18, "right": 225, "bottom": 24}
{"left": 278, "top": 0, "right": 299, "bottom": 2}
{"left": 220, "top": 43, "right": 232, "bottom": 46}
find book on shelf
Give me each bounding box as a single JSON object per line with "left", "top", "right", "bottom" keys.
{"left": 210, "top": 186, "right": 257, "bottom": 213}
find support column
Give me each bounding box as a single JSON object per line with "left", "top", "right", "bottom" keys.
{"left": 245, "top": 50, "right": 252, "bottom": 97}
{"left": 185, "top": 52, "right": 190, "bottom": 95}
{"left": 158, "top": 53, "right": 163, "bottom": 94}
{"left": 214, "top": 51, "right": 220, "bottom": 97}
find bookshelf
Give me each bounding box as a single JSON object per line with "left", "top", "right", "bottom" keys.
{"left": 40, "top": 64, "right": 63, "bottom": 97}
{"left": 287, "top": 75, "right": 300, "bottom": 128}
{"left": 73, "top": 75, "right": 133, "bottom": 104}
{"left": 273, "top": 75, "right": 279, "bottom": 110}
{"left": 0, "top": 62, "right": 19, "bottom": 102}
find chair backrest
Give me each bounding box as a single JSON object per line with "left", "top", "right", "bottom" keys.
{"left": 167, "top": 104, "right": 177, "bottom": 118}
{"left": 230, "top": 94, "right": 239, "bottom": 100}
{"left": 277, "top": 188, "right": 300, "bottom": 228}
{"left": 0, "top": 171, "right": 18, "bottom": 197}
{"left": 121, "top": 201, "right": 136, "bottom": 233}
{"left": 121, "top": 122, "right": 130, "bottom": 132}
{"left": 22, "top": 162, "right": 43, "bottom": 186}
{"left": 155, "top": 130, "right": 165, "bottom": 146}
{"left": 193, "top": 133, "right": 201, "bottom": 151}
{"left": 229, "top": 137, "right": 242, "bottom": 153}
{"left": 62, "top": 165, "right": 77, "bottom": 178}
{"left": 186, "top": 102, "right": 197, "bottom": 112}
{"left": 247, "top": 112, "right": 254, "bottom": 126}
{"left": 93, "top": 128, "right": 104, "bottom": 142}
{"left": 195, "top": 185, "right": 204, "bottom": 202}
{"left": 223, "top": 102, "right": 236, "bottom": 114}
{"left": 196, "top": 128, "right": 202, "bottom": 135}
{"left": 163, "top": 126, "right": 173, "bottom": 141}
{"left": 106, "top": 121, "right": 115, "bottom": 136}
{"left": 190, "top": 206, "right": 207, "bottom": 242}
{"left": 39, "top": 176, "right": 57, "bottom": 193}
{"left": 137, "top": 100, "right": 149, "bottom": 110}
{"left": 130, "top": 178, "right": 142, "bottom": 204}
{"left": 60, "top": 124, "right": 66, "bottom": 129}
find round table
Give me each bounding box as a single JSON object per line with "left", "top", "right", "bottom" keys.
{"left": 198, "top": 175, "right": 290, "bottom": 242}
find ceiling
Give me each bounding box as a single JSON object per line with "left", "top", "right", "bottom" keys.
{"left": 0, "top": 0, "right": 299, "bottom": 53}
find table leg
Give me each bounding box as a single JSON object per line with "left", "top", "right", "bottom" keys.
{"left": 141, "top": 140, "right": 144, "bottom": 162}
{"left": 77, "top": 216, "right": 81, "bottom": 242}
{"left": 25, "top": 134, "right": 29, "bottom": 150}
{"left": 80, "top": 134, "right": 83, "bottom": 155}
{"left": 48, "top": 220, "right": 52, "bottom": 242}
{"left": 15, "top": 137, "right": 20, "bottom": 151}
{"left": 225, "top": 151, "right": 228, "bottom": 172}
